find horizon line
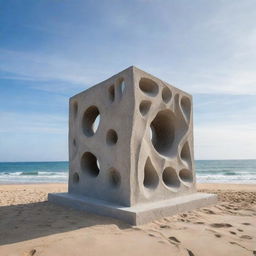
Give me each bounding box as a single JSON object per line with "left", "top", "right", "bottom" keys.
{"left": 0, "top": 159, "right": 256, "bottom": 164}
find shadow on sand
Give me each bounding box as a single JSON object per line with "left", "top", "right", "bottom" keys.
{"left": 0, "top": 200, "right": 130, "bottom": 245}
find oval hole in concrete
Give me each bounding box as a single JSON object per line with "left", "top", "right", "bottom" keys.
{"left": 72, "top": 101, "right": 78, "bottom": 119}
{"left": 162, "top": 167, "right": 180, "bottom": 190}
{"left": 139, "top": 78, "right": 159, "bottom": 96}
{"left": 106, "top": 129, "right": 118, "bottom": 145}
{"left": 143, "top": 157, "right": 159, "bottom": 189}
{"left": 109, "top": 168, "right": 121, "bottom": 188}
{"left": 108, "top": 84, "right": 115, "bottom": 102}
{"left": 73, "top": 172, "right": 79, "bottom": 184}
{"left": 179, "top": 169, "right": 193, "bottom": 184}
{"left": 139, "top": 100, "right": 151, "bottom": 116}
{"left": 81, "top": 152, "right": 100, "bottom": 177}
{"left": 82, "top": 106, "right": 100, "bottom": 137}
{"left": 162, "top": 87, "right": 172, "bottom": 103}
{"left": 150, "top": 109, "right": 175, "bottom": 156}
{"left": 181, "top": 96, "right": 191, "bottom": 121}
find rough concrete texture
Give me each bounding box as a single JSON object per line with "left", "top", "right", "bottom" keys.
{"left": 48, "top": 66, "right": 217, "bottom": 224}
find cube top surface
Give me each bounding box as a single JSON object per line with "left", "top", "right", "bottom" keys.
{"left": 71, "top": 66, "right": 191, "bottom": 99}
{"left": 68, "top": 66, "right": 195, "bottom": 207}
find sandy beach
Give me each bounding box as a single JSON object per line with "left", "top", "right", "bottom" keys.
{"left": 0, "top": 183, "right": 255, "bottom": 256}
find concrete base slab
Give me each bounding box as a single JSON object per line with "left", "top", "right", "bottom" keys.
{"left": 48, "top": 192, "right": 217, "bottom": 225}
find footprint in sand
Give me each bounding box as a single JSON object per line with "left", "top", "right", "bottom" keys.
{"left": 23, "top": 249, "right": 36, "bottom": 256}
{"left": 229, "top": 231, "right": 236, "bottom": 235}
{"left": 158, "top": 240, "right": 166, "bottom": 244}
{"left": 195, "top": 221, "right": 204, "bottom": 225}
{"left": 229, "top": 241, "right": 252, "bottom": 251}
{"left": 132, "top": 227, "right": 142, "bottom": 231}
{"left": 187, "top": 249, "right": 195, "bottom": 256}
{"left": 240, "top": 235, "right": 252, "bottom": 240}
{"left": 168, "top": 236, "right": 180, "bottom": 243}
{"left": 160, "top": 224, "right": 170, "bottom": 229}
{"left": 203, "top": 209, "right": 216, "bottom": 214}
{"left": 214, "top": 234, "right": 222, "bottom": 238}
{"left": 237, "top": 228, "right": 243, "bottom": 232}
{"left": 210, "top": 223, "right": 232, "bottom": 228}
{"left": 242, "top": 223, "right": 251, "bottom": 226}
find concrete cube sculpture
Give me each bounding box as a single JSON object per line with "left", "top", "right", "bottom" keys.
{"left": 49, "top": 66, "right": 217, "bottom": 225}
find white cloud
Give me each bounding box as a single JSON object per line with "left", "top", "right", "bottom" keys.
{"left": 0, "top": 49, "right": 97, "bottom": 85}
{"left": 194, "top": 124, "right": 256, "bottom": 159}
{"left": 0, "top": 111, "right": 67, "bottom": 134}
{"left": 182, "top": 70, "right": 256, "bottom": 95}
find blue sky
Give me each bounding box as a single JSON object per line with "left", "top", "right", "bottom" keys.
{"left": 0, "top": 0, "right": 255, "bottom": 161}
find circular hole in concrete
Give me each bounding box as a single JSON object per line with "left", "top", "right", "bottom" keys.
{"left": 108, "top": 84, "right": 115, "bottom": 102}
{"left": 106, "top": 129, "right": 118, "bottom": 145}
{"left": 162, "top": 167, "right": 180, "bottom": 190}
{"left": 81, "top": 152, "right": 100, "bottom": 177}
{"left": 143, "top": 157, "right": 159, "bottom": 189}
{"left": 73, "top": 172, "right": 79, "bottom": 184}
{"left": 162, "top": 87, "right": 172, "bottom": 103}
{"left": 139, "top": 100, "right": 151, "bottom": 116}
{"left": 109, "top": 168, "right": 121, "bottom": 188}
{"left": 180, "top": 96, "right": 191, "bottom": 121}
{"left": 150, "top": 109, "right": 175, "bottom": 156}
{"left": 139, "top": 78, "right": 159, "bottom": 96}
{"left": 82, "top": 106, "right": 100, "bottom": 137}
{"left": 179, "top": 169, "right": 193, "bottom": 184}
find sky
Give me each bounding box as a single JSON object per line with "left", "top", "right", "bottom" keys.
{"left": 0, "top": 0, "right": 256, "bottom": 161}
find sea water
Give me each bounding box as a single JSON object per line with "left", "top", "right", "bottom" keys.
{"left": 0, "top": 161, "right": 68, "bottom": 184}
{"left": 0, "top": 160, "right": 255, "bottom": 184}
{"left": 196, "top": 159, "right": 256, "bottom": 184}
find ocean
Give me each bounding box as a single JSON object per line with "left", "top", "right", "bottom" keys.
{"left": 0, "top": 160, "right": 255, "bottom": 184}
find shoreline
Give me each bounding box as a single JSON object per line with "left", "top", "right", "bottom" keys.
{"left": 197, "top": 183, "right": 256, "bottom": 191}
{"left": 0, "top": 181, "right": 68, "bottom": 186}
{"left": 1, "top": 182, "right": 256, "bottom": 190}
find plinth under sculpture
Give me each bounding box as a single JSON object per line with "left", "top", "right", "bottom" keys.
{"left": 48, "top": 66, "right": 217, "bottom": 225}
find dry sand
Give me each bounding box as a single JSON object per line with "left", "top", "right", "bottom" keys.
{"left": 0, "top": 183, "right": 255, "bottom": 256}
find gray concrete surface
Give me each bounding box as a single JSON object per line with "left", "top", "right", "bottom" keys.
{"left": 48, "top": 66, "right": 217, "bottom": 224}
{"left": 48, "top": 192, "right": 217, "bottom": 225}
